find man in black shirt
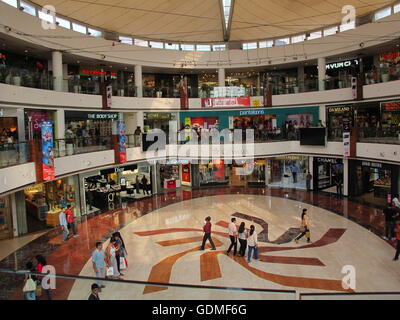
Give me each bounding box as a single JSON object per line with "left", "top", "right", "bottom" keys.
{"left": 88, "top": 283, "right": 100, "bottom": 300}
{"left": 383, "top": 203, "right": 398, "bottom": 240}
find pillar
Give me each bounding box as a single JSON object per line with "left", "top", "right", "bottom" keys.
{"left": 343, "top": 158, "right": 349, "bottom": 196}
{"left": 135, "top": 65, "right": 143, "bottom": 97}
{"left": 318, "top": 57, "right": 326, "bottom": 91}
{"left": 16, "top": 108, "right": 26, "bottom": 142}
{"left": 218, "top": 68, "right": 225, "bottom": 87}
{"left": 52, "top": 51, "right": 63, "bottom": 92}
{"left": 54, "top": 109, "right": 66, "bottom": 156}
{"left": 308, "top": 156, "right": 314, "bottom": 190}
{"left": 62, "top": 63, "right": 68, "bottom": 92}
{"left": 297, "top": 64, "right": 304, "bottom": 92}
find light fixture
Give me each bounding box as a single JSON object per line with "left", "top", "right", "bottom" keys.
{"left": 19, "top": 6, "right": 24, "bottom": 11}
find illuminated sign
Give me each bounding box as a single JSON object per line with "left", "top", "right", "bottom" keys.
{"left": 326, "top": 59, "right": 358, "bottom": 70}
{"left": 328, "top": 106, "right": 351, "bottom": 113}
{"left": 379, "top": 52, "right": 400, "bottom": 63}
{"left": 382, "top": 101, "right": 400, "bottom": 111}
{"left": 80, "top": 69, "right": 117, "bottom": 77}
{"left": 239, "top": 110, "right": 265, "bottom": 116}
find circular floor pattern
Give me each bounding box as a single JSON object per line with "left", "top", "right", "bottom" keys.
{"left": 68, "top": 194, "right": 400, "bottom": 300}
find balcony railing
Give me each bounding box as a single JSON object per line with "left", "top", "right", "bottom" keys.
{"left": 53, "top": 136, "right": 113, "bottom": 158}
{"left": 0, "top": 142, "right": 30, "bottom": 168}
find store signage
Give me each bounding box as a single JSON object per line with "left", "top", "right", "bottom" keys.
{"left": 118, "top": 121, "right": 127, "bottom": 164}
{"left": 41, "top": 121, "right": 55, "bottom": 181}
{"left": 361, "top": 161, "right": 382, "bottom": 168}
{"left": 317, "top": 158, "right": 340, "bottom": 164}
{"left": 251, "top": 98, "right": 263, "bottom": 107}
{"left": 201, "top": 97, "right": 251, "bottom": 108}
{"left": 101, "top": 165, "right": 137, "bottom": 175}
{"left": 105, "top": 85, "right": 112, "bottom": 108}
{"left": 328, "top": 106, "right": 351, "bottom": 113}
{"left": 379, "top": 52, "right": 400, "bottom": 63}
{"left": 326, "top": 59, "right": 358, "bottom": 70}
{"left": 87, "top": 113, "right": 118, "bottom": 120}
{"left": 382, "top": 101, "right": 400, "bottom": 111}
{"left": 239, "top": 110, "right": 265, "bottom": 116}
{"left": 80, "top": 69, "right": 117, "bottom": 77}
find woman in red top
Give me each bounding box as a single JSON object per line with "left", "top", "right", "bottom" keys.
{"left": 200, "top": 216, "right": 216, "bottom": 251}
{"left": 35, "top": 255, "right": 51, "bottom": 300}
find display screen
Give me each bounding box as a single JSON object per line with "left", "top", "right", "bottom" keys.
{"left": 300, "top": 128, "right": 326, "bottom": 146}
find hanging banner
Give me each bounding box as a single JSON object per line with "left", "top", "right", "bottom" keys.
{"left": 180, "top": 76, "right": 189, "bottom": 110}
{"left": 41, "top": 121, "right": 55, "bottom": 181}
{"left": 201, "top": 97, "right": 250, "bottom": 108}
{"left": 343, "top": 118, "right": 351, "bottom": 157}
{"left": 118, "top": 121, "right": 127, "bottom": 164}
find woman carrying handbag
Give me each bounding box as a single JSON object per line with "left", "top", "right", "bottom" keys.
{"left": 22, "top": 262, "right": 37, "bottom": 300}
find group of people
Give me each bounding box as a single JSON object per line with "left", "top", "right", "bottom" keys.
{"left": 58, "top": 204, "right": 79, "bottom": 242}
{"left": 90, "top": 232, "right": 128, "bottom": 299}
{"left": 22, "top": 255, "right": 52, "bottom": 300}
{"left": 200, "top": 209, "right": 312, "bottom": 263}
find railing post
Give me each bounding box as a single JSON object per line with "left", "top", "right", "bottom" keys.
{"left": 295, "top": 289, "right": 301, "bottom": 300}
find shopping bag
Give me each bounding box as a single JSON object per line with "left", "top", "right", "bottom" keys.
{"left": 23, "top": 276, "right": 37, "bottom": 292}
{"left": 106, "top": 267, "right": 114, "bottom": 276}
{"left": 120, "top": 257, "right": 127, "bottom": 270}
{"left": 35, "top": 284, "right": 42, "bottom": 297}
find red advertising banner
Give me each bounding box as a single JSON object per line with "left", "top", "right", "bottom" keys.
{"left": 201, "top": 97, "right": 250, "bottom": 108}
{"left": 182, "top": 164, "right": 191, "bottom": 183}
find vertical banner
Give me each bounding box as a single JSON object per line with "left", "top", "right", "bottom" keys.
{"left": 180, "top": 75, "right": 189, "bottom": 110}
{"left": 118, "top": 121, "right": 127, "bottom": 164}
{"left": 41, "top": 121, "right": 55, "bottom": 181}
{"left": 343, "top": 118, "right": 351, "bottom": 157}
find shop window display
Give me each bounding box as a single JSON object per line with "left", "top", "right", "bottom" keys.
{"left": 229, "top": 159, "right": 265, "bottom": 187}
{"left": 199, "top": 160, "right": 229, "bottom": 187}
{"left": 326, "top": 105, "right": 353, "bottom": 141}
{"left": 266, "top": 156, "right": 309, "bottom": 189}
{"left": 160, "top": 164, "right": 181, "bottom": 189}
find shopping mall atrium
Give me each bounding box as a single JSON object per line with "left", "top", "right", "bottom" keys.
{"left": 0, "top": 0, "right": 400, "bottom": 302}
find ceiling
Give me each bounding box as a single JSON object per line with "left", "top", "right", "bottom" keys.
{"left": 29, "top": 0, "right": 395, "bottom": 43}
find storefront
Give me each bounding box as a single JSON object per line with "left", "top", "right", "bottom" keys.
{"left": 65, "top": 110, "right": 119, "bottom": 138}
{"left": 0, "top": 114, "right": 18, "bottom": 145}
{"left": 313, "top": 157, "right": 344, "bottom": 192}
{"left": 159, "top": 161, "right": 183, "bottom": 190}
{"left": 377, "top": 51, "right": 400, "bottom": 82}
{"left": 326, "top": 105, "right": 353, "bottom": 140}
{"left": 143, "top": 112, "right": 178, "bottom": 132}
{"left": 199, "top": 160, "right": 229, "bottom": 187}
{"left": 325, "top": 58, "right": 360, "bottom": 89}
{"left": 349, "top": 160, "right": 399, "bottom": 207}
{"left": 21, "top": 176, "right": 81, "bottom": 233}
{"left": 0, "top": 195, "right": 13, "bottom": 240}
{"left": 381, "top": 100, "right": 400, "bottom": 138}
{"left": 228, "top": 159, "right": 266, "bottom": 187}
{"left": 24, "top": 109, "right": 56, "bottom": 140}
{"left": 263, "top": 69, "right": 298, "bottom": 94}
{"left": 82, "top": 163, "right": 152, "bottom": 213}
{"left": 266, "top": 156, "right": 309, "bottom": 189}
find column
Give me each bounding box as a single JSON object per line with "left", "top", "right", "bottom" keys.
{"left": 52, "top": 51, "right": 63, "bottom": 92}
{"left": 218, "top": 68, "right": 225, "bottom": 87}
{"left": 318, "top": 57, "right": 326, "bottom": 91}
{"left": 343, "top": 158, "right": 349, "bottom": 196}
{"left": 54, "top": 109, "right": 66, "bottom": 156}
{"left": 16, "top": 108, "right": 26, "bottom": 142}
{"left": 308, "top": 156, "right": 314, "bottom": 190}
{"left": 135, "top": 65, "right": 143, "bottom": 97}
{"left": 297, "top": 64, "right": 304, "bottom": 92}
{"left": 62, "top": 63, "right": 68, "bottom": 92}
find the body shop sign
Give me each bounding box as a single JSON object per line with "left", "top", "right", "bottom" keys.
{"left": 201, "top": 97, "right": 250, "bottom": 108}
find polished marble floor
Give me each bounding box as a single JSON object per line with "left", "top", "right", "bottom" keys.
{"left": 68, "top": 194, "right": 400, "bottom": 300}
{"left": 0, "top": 187, "right": 398, "bottom": 300}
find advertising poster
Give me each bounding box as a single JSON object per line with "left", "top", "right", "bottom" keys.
{"left": 181, "top": 164, "right": 191, "bottom": 184}
{"left": 41, "top": 121, "right": 55, "bottom": 181}
{"left": 118, "top": 121, "right": 127, "bottom": 164}
{"left": 343, "top": 118, "right": 351, "bottom": 157}
{"left": 201, "top": 97, "right": 250, "bottom": 108}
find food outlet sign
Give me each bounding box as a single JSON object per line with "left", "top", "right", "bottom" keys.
{"left": 382, "top": 101, "right": 400, "bottom": 112}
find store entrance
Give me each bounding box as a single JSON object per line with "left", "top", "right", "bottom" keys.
{"left": 314, "top": 158, "right": 344, "bottom": 194}
{"left": 266, "top": 156, "right": 309, "bottom": 189}
{"left": 228, "top": 160, "right": 266, "bottom": 187}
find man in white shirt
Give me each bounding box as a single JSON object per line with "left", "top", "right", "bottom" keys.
{"left": 226, "top": 217, "right": 238, "bottom": 256}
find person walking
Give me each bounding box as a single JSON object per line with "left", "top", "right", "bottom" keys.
{"left": 247, "top": 225, "right": 258, "bottom": 263}
{"left": 88, "top": 283, "right": 100, "bottom": 300}
{"left": 92, "top": 242, "right": 106, "bottom": 289}
{"left": 106, "top": 237, "right": 121, "bottom": 279}
{"left": 200, "top": 216, "right": 216, "bottom": 250}
{"left": 335, "top": 176, "right": 343, "bottom": 198}
{"left": 393, "top": 220, "right": 400, "bottom": 261}
{"left": 226, "top": 217, "right": 238, "bottom": 256}
{"left": 35, "top": 255, "right": 52, "bottom": 300}
{"left": 141, "top": 175, "right": 150, "bottom": 195}
{"left": 66, "top": 205, "right": 79, "bottom": 238}
{"left": 291, "top": 165, "right": 298, "bottom": 183}
{"left": 294, "top": 209, "right": 311, "bottom": 243}
{"left": 383, "top": 203, "right": 398, "bottom": 240}
{"left": 59, "top": 208, "right": 69, "bottom": 242}
{"left": 306, "top": 171, "right": 312, "bottom": 191}
{"left": 112, "top": 232, "right": 127, "bottom": 275}
{"left": 238, "top": 222, "right": 248, "bottom": 257}
{"left": 392, "top": 194, "right": 400, "bottom": 213}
